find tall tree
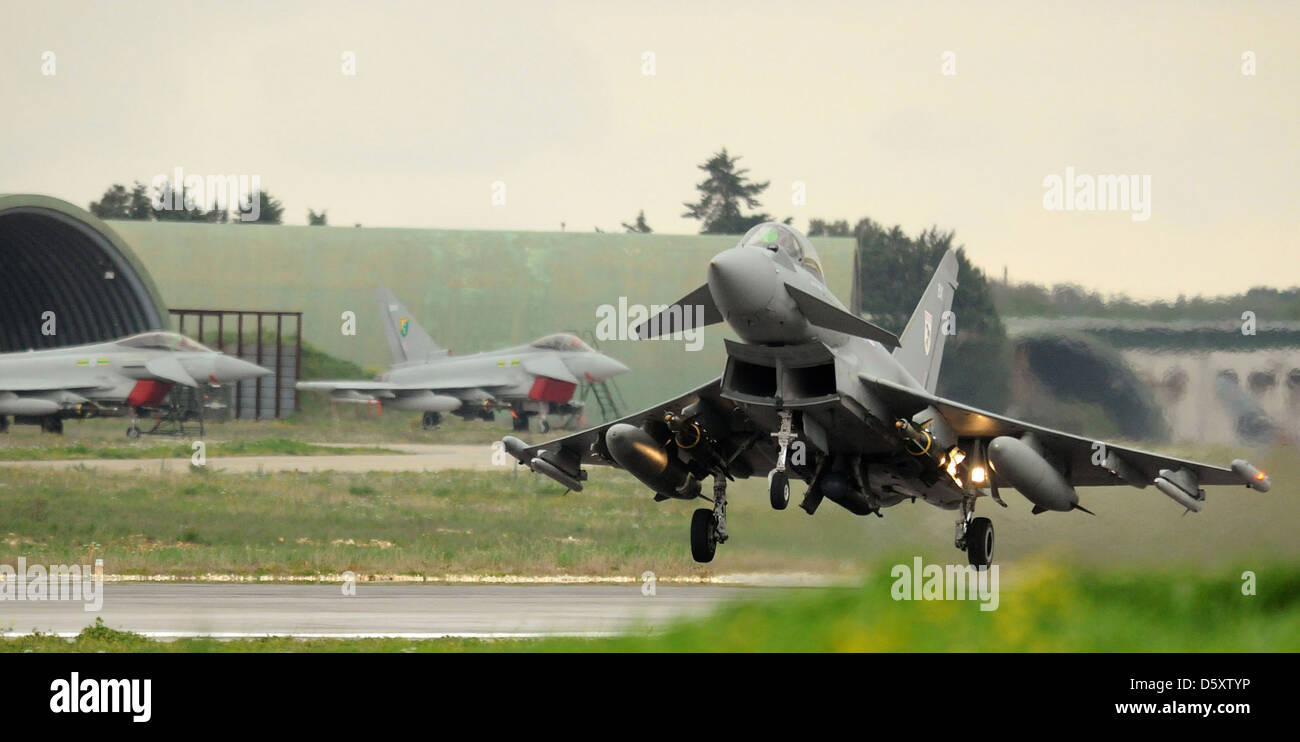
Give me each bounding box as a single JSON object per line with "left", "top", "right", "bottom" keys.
{"left": 126, "top": 182, "right": 153, "bottom": 220}
{"left": 234, "top": 190, "right": 284, "bottom": 225}
{"left": 308, "top": 208, "right": 328, "bottom": 226}
{"left": 90, "top": 184, "right": 137, "bottom": 219}
{"left": 681, "top": 148, "right": 771, "bottom": 234}
{"left": 621, "top": 210, "right": 652, "bottom": 233}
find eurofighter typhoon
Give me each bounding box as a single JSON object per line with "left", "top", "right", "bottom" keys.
{"left": 505, "top": 223, "right": 1272, "bottom": 564}
{"left": 0, "top": 331, "right": 269, "bottom": 435}
{"left": 298, "top": 289, "right": 630, "bottom": 432}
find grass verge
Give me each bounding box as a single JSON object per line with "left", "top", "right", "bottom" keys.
{"left": 5, "top": 564, "right": 1297, "bottom": 652}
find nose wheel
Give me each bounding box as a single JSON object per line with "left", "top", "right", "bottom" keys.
{"left": 769, "top": 470, "right": 790, "bottom": 510}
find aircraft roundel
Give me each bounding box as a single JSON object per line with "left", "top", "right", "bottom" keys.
{"left": 400, "top": 318, "right": 409, "bottom": 337}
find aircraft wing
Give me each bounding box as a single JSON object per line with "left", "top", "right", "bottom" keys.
{"left": 0, "top": 378, "right": 108, "bottom": 392}
{"left": 296, "top": 379, "right": 510, "bottom": 395}
{"left": 503, "top": 376, "right": 776, "bottom": 476}
{"left": 863, "top": 376, "right": 1250, "bottom": 488}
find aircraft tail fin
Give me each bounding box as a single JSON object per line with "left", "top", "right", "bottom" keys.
{"left": 892, "top": 250, "right": 959, "bottom": 393}
{"left": 376, "top": 287, "right": 446, "bottom": 365}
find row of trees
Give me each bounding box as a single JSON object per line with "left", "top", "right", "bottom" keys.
{"left": 992, "top": 282, "right": 1300, "bottom": 321}
{"left": 87, "top": 181, "right": 311, "bottom": 225}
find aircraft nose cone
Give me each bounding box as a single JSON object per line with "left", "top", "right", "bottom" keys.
{"left": 211, "top": 355, "right": 272, "bottom": 383}
{"left": 708, "top": 246, "right": 777, "bottom": 318}
{"left": 567, "top": 354, "right": 630, "bottom": 382}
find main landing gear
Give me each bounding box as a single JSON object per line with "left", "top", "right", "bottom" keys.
{"left": 509, "top": 411, "right": 551, "bottom": 434}
{"left": 421, "top": 411, "right": 442, "bottom": 430}
{"left": 955, "top": 496, "right": 994, "bottom": 567}
{"left": 690, "top": 476, "right": 729, "bottom": 563}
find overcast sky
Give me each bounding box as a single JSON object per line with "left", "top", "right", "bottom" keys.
{"left": 1, "top": 0, "right": 1296, "bottom": 299}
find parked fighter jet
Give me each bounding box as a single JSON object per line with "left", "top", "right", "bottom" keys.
{"left": 0, "top": 331, "right": 270, "bottom": 435}
{"left": 298, "top": 288, "right": 630, "bottom": 432}
{"left": 504, "top": 223, "right": 1272, "bottom": 564}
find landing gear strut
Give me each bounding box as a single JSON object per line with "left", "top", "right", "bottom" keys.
{"left": 768, "top": 409, "right": 796, "bottom": 511}
{"left": 772, "top": 409, "right": 795, "bottom": 472}
{"left": 690, "top": 476, "right": 729, "bottom": 563}
{"left": 955, "top": 497, "right": 994, "bottom": 567}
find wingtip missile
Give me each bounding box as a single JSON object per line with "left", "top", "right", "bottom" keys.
{"left": 1231, "top": 459, "right": 1271, "bottom": 492}
{"left": 502, "top": 435, "right": 530, "bottom": 464}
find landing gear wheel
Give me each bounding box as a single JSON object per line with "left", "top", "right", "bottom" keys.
{"left": 0, "top": 416, "right": 8, "bottom": 433}
{"left": 539, "top": 418, "right": 551, "bottom": 434}
{"left": 690, "top": 508, "right": 717, "bottom": 563}
{"left": 126, "top": 423, "right": 141, "bottom": 439}
{"left": 769, "top": 471, "right": 790, "bottom": 510}
{"left": 966, "top": 517, "right": 994, "bottom": 567}
{"left": 421, "top": 412, "right": 442, "bottom": 430}
{"left": 42, "top": 417, "right": 63, "bottom": 434}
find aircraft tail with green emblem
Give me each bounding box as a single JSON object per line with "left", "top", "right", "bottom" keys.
{"left": 376, "top": 287, "right": 447, "bottom": 366}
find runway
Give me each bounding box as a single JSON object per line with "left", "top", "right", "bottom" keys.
{"left": 0, "top": 583, "right": 777, "bottom": 639}
{"left": 0, "top": 444, "right": 496, "bottom": 474}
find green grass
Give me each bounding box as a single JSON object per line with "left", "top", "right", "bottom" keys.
{"left": 0, "top": 444, "right": 1294, "bottom": 579}
{"left": 0, "top": 467, "right": 876, "bottom": 576}
{"left": 0, "top": 408, "right": 548, "bottom": 449}
{"left": 7, "top": 564, "right": 1298, "bottom": 652}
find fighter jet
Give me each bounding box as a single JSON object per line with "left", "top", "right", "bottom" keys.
{"left": 504, "top": 223, "right": 1272, "bottom": 565}
{"left": 297, "top": 288, "right": 630, "bottom": 432}
{"left": 0, "top": 331, "right": 270, "bottom": 436}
